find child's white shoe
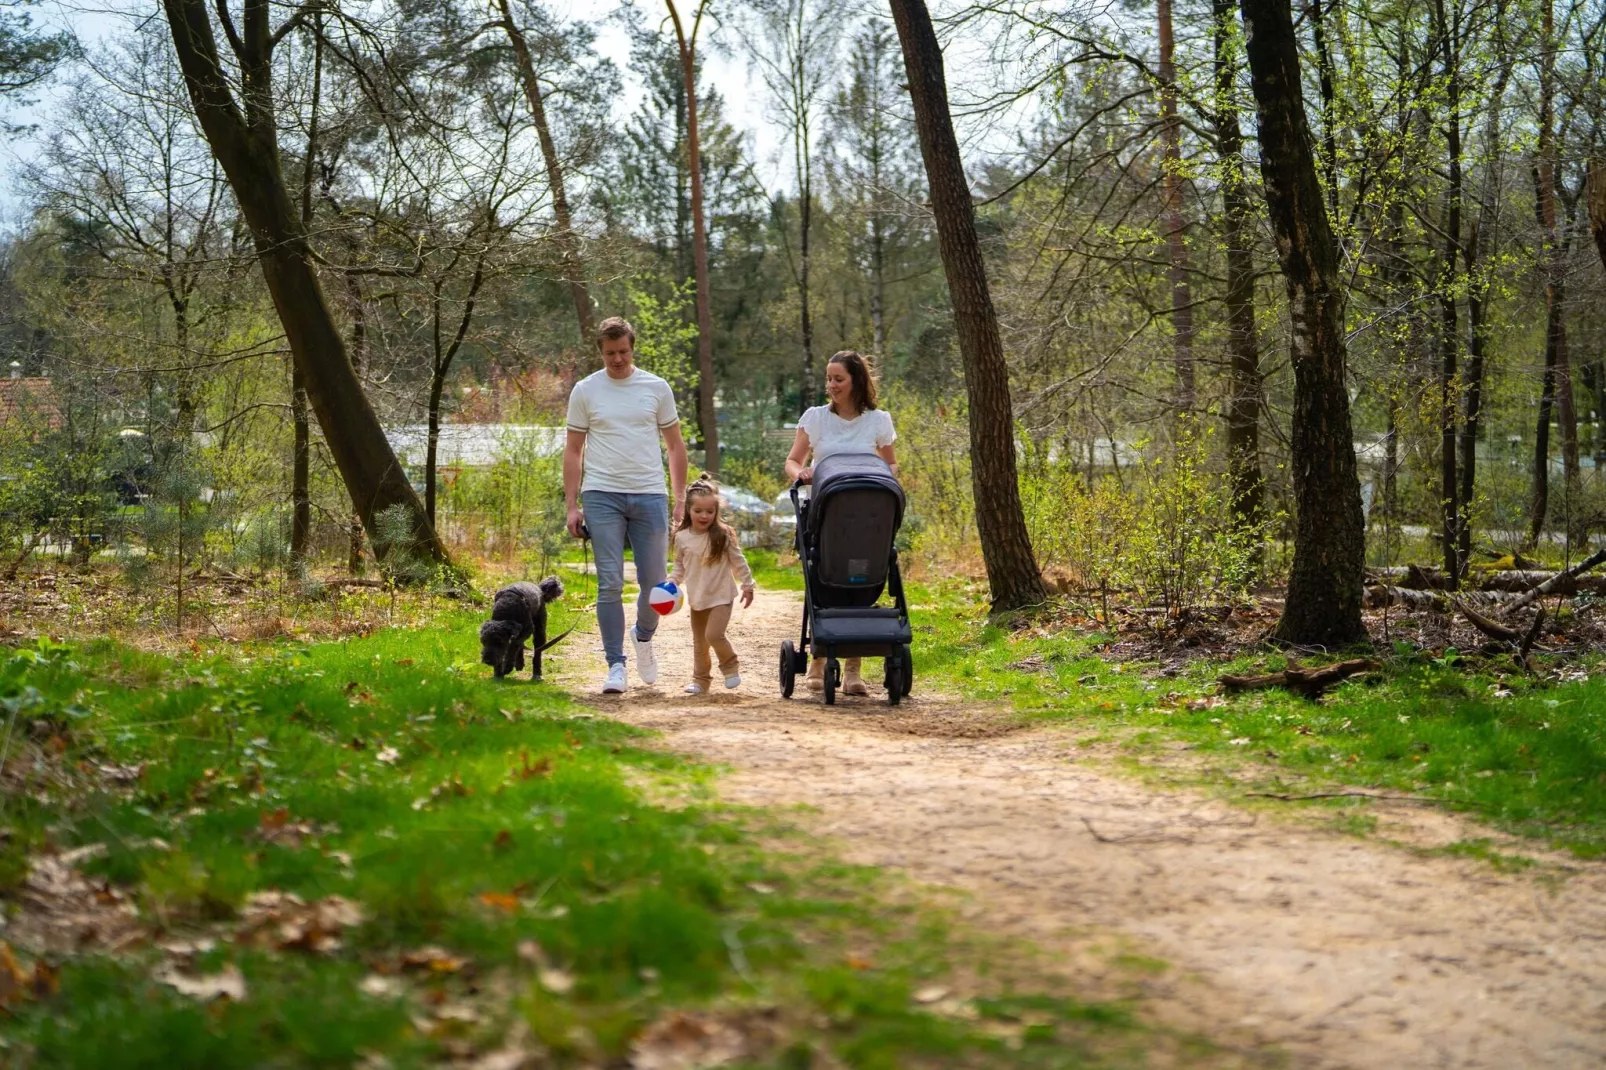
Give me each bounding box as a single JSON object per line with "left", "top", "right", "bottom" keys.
{"left": 724, "top": 673, "right": 741, "bottom": 689}
{"left": 683, "top": 682, "right": 705, "bottom": 695}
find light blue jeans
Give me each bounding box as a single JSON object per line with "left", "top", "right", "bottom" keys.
{"left": 581, "top": 491, "right": 669, "bottom": 667}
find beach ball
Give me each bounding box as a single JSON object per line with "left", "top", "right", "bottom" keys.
{"left": 649, "top": 581, "right": 684, "bottom": 616}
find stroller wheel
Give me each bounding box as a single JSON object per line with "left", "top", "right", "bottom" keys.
{"left": 824, "top": 657, "right": 839, "bottom": 706}
{"left": 885, "top": 657, "right": 903, "bottom": 707}
{"left": 780, "top": 641, "right": 797, "bottom": 698}
{"left": 900, "top": 644, "right": 914, "bottom": 697}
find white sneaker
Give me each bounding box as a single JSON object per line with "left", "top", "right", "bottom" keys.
{"left": 724, "top": 673, "right": 741, "bottom": 689}
{"left": 601, "top": 664, "right": 627, "bottom": 694}
{"left": 632, "top": 632, "right": 659, "bottom": 684}
{"left": 683, "top": 682, "right": 704, "bottom": 695}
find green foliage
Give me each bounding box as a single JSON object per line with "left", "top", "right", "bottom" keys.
{"left": 441, "top": 440, "right": 567, "bottom": 571}
{"left": 625, "top": 277, "right": 699, "bottom": 399}
{"left": 372, "top": 503, "right": 435, "bottom": 589}
{"left": 1023, "top": 423, "right": 1273, "bottom": 622}
{"left": 888, "top": 391, "right": 974, "bottom": 565}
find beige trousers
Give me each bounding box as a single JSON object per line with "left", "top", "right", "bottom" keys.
{"left": 690, "top": 603, "right": 739, "bottom": 686}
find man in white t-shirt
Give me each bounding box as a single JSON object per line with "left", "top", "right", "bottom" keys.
{"left": 564, "top": 317, "right": 689, "bottom": 694}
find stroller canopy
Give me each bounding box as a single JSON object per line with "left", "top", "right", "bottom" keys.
{"left": 809, "top": 453, "right": 905, "bottom": 536}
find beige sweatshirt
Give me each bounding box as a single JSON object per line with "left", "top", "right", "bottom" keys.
{"left": 668, "top": 527, "right": 756, "bottom": 611}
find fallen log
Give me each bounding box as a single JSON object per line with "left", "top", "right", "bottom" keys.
{"left": 1367, "top": 566, "right": 1606, "bottom": 595}
{"left": 1454, "top": 598, "right": 1522, "bottom": 642}
{"left": 1472, "top": 570, "right": 1606, "bottom": 594}
{"left": 1505, "top": 546, "right": 1606, "bottom": 613}
{"left": 1365, "top": 586, "right": 1535, "bottom": 611}
{"left": 1220, "top": 658, "right": 1380, "bottom": 699}
{"left": 1519, "top": 607, "right": 1546, "bottom": 660}
{"left": 1365, "top": 585, "right": 1448, "bottom": 611}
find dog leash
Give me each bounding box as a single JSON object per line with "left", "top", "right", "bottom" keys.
{"left": 534, "top": 531, "right": 593, "bottom": 654}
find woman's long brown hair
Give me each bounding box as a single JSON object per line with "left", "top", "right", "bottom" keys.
{"left": 827, "top": 350, "right": 878, "bottom": 413}
{"left": 677, "top": 475, "right": 734, "bottom": 564}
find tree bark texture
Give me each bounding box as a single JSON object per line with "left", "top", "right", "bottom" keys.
{"left": 1159, "top": 0, "right": 1195, "bottom": 417}
{"left": 1239, "top": 0, "right": 1368, "bottom": 646}
{"left": 497, "top": 0, "right": 594, "bottom": 349}
{"left": 1433, "top": 0, "right": 1463, "bottom": 582}
{"left": 292, "top": 364, "right": 310, "bottom": 565}
{"left": 162, "top": 0, "right": 448, "bottom": 564}
{"left": 1213, "top": 0, "right": 1264, "bottom": 544}
{"left": 1589, "top": 157, "right": 1606, "bottom": 274}
{"left": 1534, "top": 0, "right": 1579, "bottom": 546}
{"left": 889, "top": 0, "right": 1046, "bottom": 612}
{"left": 667, "top": 1, "right": 719, "bottom": 474}
{"left": 799, "top": 163, "right": 816, "bottom": 411}
{"left": 1457, "top": 59, "right": 1509, "bottom": 575}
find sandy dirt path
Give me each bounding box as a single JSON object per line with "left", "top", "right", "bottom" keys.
{"left": 549, "top": 584, "right": 1606, "bottom": 1069}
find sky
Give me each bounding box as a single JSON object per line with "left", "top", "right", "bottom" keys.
{"left": 0, "top": 0, "right": 790, "bottom": 227}
{"left": 0, "top": 0, "right": 1033, "bottom": 230}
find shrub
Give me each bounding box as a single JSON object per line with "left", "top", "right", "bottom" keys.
{"left": 1023, "top": 422, "right": 1271, "bottom": 624}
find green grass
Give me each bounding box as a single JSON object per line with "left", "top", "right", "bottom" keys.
{"left": 0, "top": 610, "right": 1214, "bottom": 1068}
{"left": 899, "top": 578, "right": 1606, "bottom": 857}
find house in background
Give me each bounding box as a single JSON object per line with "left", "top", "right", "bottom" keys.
{"left": 0, "top": 362, "right": 61, "bottom": 436}
{"left": 383, "top": 424, "right": 566, "bottom": 488}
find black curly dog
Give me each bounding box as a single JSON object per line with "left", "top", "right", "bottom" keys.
{"left": 479, "top": 577, "right": 564, "bottom": 680}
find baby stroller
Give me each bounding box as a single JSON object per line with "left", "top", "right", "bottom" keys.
{"left": 779, "top": 452, "right": 914, "bottom": 706}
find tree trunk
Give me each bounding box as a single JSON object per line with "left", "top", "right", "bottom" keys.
{"left": 425, "top": 258, "right": 488, "bottom": 531}
{"left": 1534, "top": 0, "right": 1579, "bottom": 547}
{"left": 291, "top": 364, "right": 310, "bottom": 566}
{"left": 1240, "top": 0, "right": 1368, "bottom": 646}
{"left": 1159, "top": 0, "right": 1195, "bottom": 417}
{"left": 870, "top": 211, "right": 886, "bottom": 357}
{"left": 1213, "top": 0, "right": 1263, "bottom": 548}
{"left": 1434, "top": 0, "right": 1463, "bottom": 582}
{"left": 427, "top": 288, "right": 444, "bottom": 529}
{"left": 889, "top": 0, "right": 1046, "bottom": 612}
{"left": 292, "top": 12, "right": 319, "bottom": 571}
{"left": 800, "top": 171, "right": 816, "bottom": 410}
{"left": 1457, "top": 59, "right": 1509, "bottom": 575}
{"left": 497, "top": 0, "right": 593, "bottom": 348}
{"left": 1588, "top": 157, "right": 1606, "bottom": 273}
{"left": 1307, "top": 0, "right": 1340, "bottom": 217}
{"left": 345, "top": 271, "right": 368, "bottom": 575}
{"left": 162, "top": 0, "right": 447, "bottom": 565}
{"left": 1529, "top": 245, "right": 1558, "bottom": 550}
{"left": 667, "top": 1, "right": 719, "bottom": 474}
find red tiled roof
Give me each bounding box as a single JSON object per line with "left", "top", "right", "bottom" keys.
{"left": 0, "top": 378, "right": 62, "bottom": 432}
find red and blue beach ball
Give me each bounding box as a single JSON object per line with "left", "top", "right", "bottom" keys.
{"left": 649, "top": 581, "right": 684, "bottom": 616}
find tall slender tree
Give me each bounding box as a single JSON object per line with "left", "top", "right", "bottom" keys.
{"left": 1158, "top": 0, "right": 1195, "bottom": 417}
{"left": 1239, "top": 0, "right": 1368, "bottom": 645}
{"left": 740, "top": 0, "right": 844, "bottom": 412}
{"left": 664, "top": 0, "right": 719, "bottom": 473}
{"left": 888, "top": 0, "right": 1046, "bottom": 612}
{"left": 1431, "top": 0, "right": 1465, "bottom": 582}
{"left": 1212, "top": 0, "right": 1263, "bottom": 546}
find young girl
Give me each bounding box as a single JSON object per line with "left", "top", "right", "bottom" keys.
{"left": 669, "top": 477, "right": 756, "bottom": 694}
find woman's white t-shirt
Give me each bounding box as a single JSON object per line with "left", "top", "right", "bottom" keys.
{"left": 797, "top": 405, "right": 897, "bottom": 465}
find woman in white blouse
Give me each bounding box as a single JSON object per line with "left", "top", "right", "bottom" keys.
{"left": 784, "top": 350, "right": 899, "bottom": 695}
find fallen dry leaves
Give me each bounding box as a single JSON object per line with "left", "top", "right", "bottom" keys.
{"left": 629, "top": 1011, "right": 748, "bottom": 1070}
{"left": 0, "top": 941, "right": 60, "bottom": 1009}
{"left": 4, "top": 845, "right": 142, "bottom": 955}
{"left": 237, "top": 890, "right": 365, "bottom": 954}
{"left": 153, "top": 961, "right": 247, "bottom": 1002}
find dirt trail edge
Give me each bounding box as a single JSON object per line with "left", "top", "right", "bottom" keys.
{"left": 551, "top": 588, "right": 1606, "bottom": 1070}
